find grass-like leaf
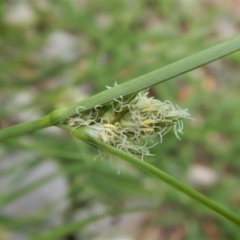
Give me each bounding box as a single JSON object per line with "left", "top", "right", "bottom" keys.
{"left": 0, "top": 35, "right": 240, "bottom": 140}
{"left": 73, "top": 127, "right": 240, "bottom": 227}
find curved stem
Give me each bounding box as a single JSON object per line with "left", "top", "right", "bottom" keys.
{"left": 73, "top": 127, "right": 240, "bottom": 227}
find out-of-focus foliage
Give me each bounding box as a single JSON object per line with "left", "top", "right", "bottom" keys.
{"left": 0, "top": 0, "right": 240, "bottom": 239}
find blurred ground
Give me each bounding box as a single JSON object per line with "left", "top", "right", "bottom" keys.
{"left": 0, "top": 0, "right": 240, "bottom": 239}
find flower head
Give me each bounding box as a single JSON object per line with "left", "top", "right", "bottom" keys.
{"left": 68, "top": 89, "right": 191, "bottom": 160}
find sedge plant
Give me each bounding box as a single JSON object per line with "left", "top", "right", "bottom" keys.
{"left": 1, "top": 35, "right": 240, "bottom": 227}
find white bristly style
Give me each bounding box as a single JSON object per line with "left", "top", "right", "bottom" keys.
{"left": 68, "top": 86, "right": 191, "bottom": 160}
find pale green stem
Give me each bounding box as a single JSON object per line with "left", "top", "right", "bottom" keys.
{"left": 54, "top": 35, "right": 240, "bottom": 121}
{"left": 0, "top": 116, "right": 51, "bottom": 141}
{"left": 1, "top": 35, "right": 240, "bottom": 141}
{"left": 71, "top": 126, "right": 240, "bottom": 227}
{"left": 0, "top": 109, "right": 67, "bottom": 141}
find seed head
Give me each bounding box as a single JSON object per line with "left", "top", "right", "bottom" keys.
{"left": 68, "top": 89, "right": 191, "bottom": 160}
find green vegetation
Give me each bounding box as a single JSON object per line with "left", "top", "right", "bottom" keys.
{"left": 1, "top": 1, "right": 240, "bottom": 239}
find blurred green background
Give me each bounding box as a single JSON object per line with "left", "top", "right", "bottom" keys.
{"left": 1, "top": 0, "right": 240, "bottom": 239}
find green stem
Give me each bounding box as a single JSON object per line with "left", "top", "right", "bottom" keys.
{"left": 0, "top": 116, "right": 51, "bottom": 141}
{"left": 0, "top": 109, "right": 68, "bottom": 141}
{"left": 73, "top": 127, "right": 240, "bottom": 227}
{"left": 54, "top": 35, "right": 240, "bottom": 121}
{"left": 1, "top": 36, "right": 240, "bottom": 141}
